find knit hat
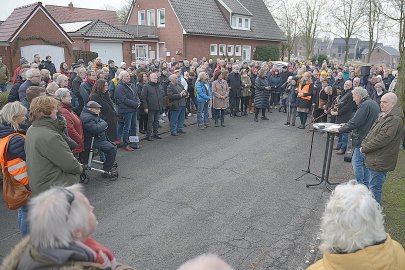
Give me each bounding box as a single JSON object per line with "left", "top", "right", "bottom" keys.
{"left": 87, "top": 101, "right": 102, "bottom": 108}
{"left": 108, "top": 60, "right": 114, "bottom": 65}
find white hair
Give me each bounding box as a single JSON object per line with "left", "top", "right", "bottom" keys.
{"left": 55, "top": 74, "right": 68, "bottom": 86}
{"left": 169, "top": 74, "right": 177, "bottom": 82}
{"left": 177, "top": 254, "right": 233, "bottom": 270}
{"left": 319, "top": 180, "right": 386, "bottom": 254}
{"left": 26, "top": 68, "right": 39, "bottom": 80}
{"left": 119, "top": 70, "right": 129, "bottom": 80}
{"left": 46, "top": 82, "right": 59, "bottom": 96}
{"left": 351, "top": 87, "right": 368, "bottom": 98}
{"left": 29, "top": 184, "right": 90, "bottom": 249}
{"left": 54, "top": 88, "right": 71, "bottom": 100}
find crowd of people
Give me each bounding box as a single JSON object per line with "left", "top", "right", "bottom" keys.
{"left": 0, "top": 53, "right": 404, "bottom": 269}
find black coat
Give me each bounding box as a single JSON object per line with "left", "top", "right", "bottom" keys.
{"left": 332, "top": 78, "right": 345, "bottom": 93}
{"left": 43, "top": 60, "right": 57, "bottom": 76}
{"left": 0, "top": 123, "right": 26, "bottom": 160}
{"left": 141, "top": 81, "right": 164, "bottom": 111}
{"left": 90, "top": 92, "right": 117, "bottom": 142}
{"left": 115, "top": 80, "right": 140, "bottom": 114}
{"left": 339, "top": 97, "right": 380, "bottom": 147}
{"left": 336, "top": 89, "right": 355, "bottom": 124}
{"left": 254, "top": 76, "right": 270, "bottom": 109}
{"left": 167, "top": 83, "right": 186, "bottom": 110}
{"left": 8, "top": 79, "right": 24, "bottom": 102}
{"left": 80, "top": 108, "right": 108, "bottom": 147}
{"left": 227, "top": 72, "right": 242, "bottom": 98}
{"left": 79, "top": 81, "right": 94, "bottom": 112}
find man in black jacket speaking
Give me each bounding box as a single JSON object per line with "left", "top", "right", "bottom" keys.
{"left": 332, "top": 87, "right": 380, "bottom": 186}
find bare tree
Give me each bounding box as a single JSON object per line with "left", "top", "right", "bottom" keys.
{"left": 380, "top": 0, "right": 405, "bottom": 108}
{"left": 365, "top": 0, "right": 385, "bottom": 63}
{"left": 297, "top": 0, "right": 324, "bottom": 60}
{"left": 266, "top": 1, "right": 299, "bottom": 61}
{"left": 329, "top": 0, "right": 365, "bottom": 63}
{"left": 117, "top": 0, "right": 134, "bottom": 25}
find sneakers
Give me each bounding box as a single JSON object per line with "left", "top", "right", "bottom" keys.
{"left": 102, "top": 169, "right": 118, "bottom": 180}
{"left": 198, "top": 125, "right": 206, "bottom": 130}
{"left": 177, "top": 130, "right": 186, "bottom": 134}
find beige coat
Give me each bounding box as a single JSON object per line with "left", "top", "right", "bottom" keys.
{"left": 212, "top": 80, "right": 229, "bottom": 109}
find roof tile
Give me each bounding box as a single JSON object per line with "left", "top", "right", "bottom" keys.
{"left": 69, "top": 20, "right": 134, "bottom": 39}
{"left": 46, "top": 5, "right": 119, "bottom": 26}
{"left": 0, "top": 3, "right": 38, "bottom": 42}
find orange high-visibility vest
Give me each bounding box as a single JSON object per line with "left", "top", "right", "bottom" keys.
{"left": 0, "top": 133, "right": 28, "bottom": 186}
{"left": 298, "top": 83, "right": 312, "bottom": 101}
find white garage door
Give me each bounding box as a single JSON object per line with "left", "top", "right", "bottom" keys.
{"left": 20, "top": 45, "right": 65, "bottom": 70}
{"left": 90, "top": 42, "right": 123, "bottom": 64}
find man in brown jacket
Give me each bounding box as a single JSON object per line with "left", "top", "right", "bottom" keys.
{"left": 361, "top": 92, "right": 404, "bottom": 204}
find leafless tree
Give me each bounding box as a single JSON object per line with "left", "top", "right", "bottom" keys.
{"left": 329, "top": 0, "right": 365, "bottom": 63}
{"left": 365, "top": 0, "right": 385, "bottom": 63}
{"left": 297, "top": 0, "right": 325, "bottom": 60}
{"left": 116, "top": 0, "right": 134, "bottom": 25}
{"left": 380, "top": 0, "right": 405, "bottom": 108}
{"left": 266, "top": 1, "right": 299, "bottom": 61}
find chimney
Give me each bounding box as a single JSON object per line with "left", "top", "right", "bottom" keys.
{"left": 68, "top": 2, "right": 73, "bottom": 8}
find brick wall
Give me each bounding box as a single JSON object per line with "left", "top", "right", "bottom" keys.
{"left": 8, "top": 9, "right": 72, "bottom": 70}
{"left": 185, "top": 35, "right": 281, "bottom": 61}
{"left": 127, "top": 0, "right": 183, "bottom": 62}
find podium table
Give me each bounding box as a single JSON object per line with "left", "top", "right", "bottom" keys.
{"left": 306, "top": 123, "right": 342, "bottom": 190}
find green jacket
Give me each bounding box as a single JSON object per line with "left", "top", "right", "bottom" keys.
{"left": 25, "top": 117, "right": 82, "bottom": 196}
{"left": 0, "top": 63, "right": 9, "bottom": 83}
{"left": 361, "top": 105, "right": 404, "bottom": 172}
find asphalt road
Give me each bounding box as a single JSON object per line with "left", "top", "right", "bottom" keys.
{"left": 0, "top": 111, "right": 352, "bottom": 270}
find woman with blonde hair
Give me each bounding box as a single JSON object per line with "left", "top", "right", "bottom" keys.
{"left": 25, "top": 96, "right": 82, "bottom": 196}
{"left": 0, "top": 101, "right": 30, "bottom": 235}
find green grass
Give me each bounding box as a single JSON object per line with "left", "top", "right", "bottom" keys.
{"left": 383, "top": 150, "right": 405, "bottom": 246}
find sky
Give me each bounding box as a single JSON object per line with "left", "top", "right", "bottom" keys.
{"left": 0, "top": 0, "right": 127, "bottom": 21}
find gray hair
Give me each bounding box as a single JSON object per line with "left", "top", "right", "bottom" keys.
{"left": 26, "top": 68, "right": 40, "bottom": 80}
{"left": 54, "top": 88, "right": 71, "bottom": 100}
{"left": 169, "top": 74, "right": 177, "bottom": 82}
{"left": 319, "top": 180, "right": 386, "bottom": 254}
{"left": 46, "top": 82, "right": 59, "bottom": 96}
{"left": 351, "top": 87, "right": 368, "bottom": 99}
{"left": 178, "top": 254, "right": 233, "bottom": 270}
{"left": 119, "top": 70, "right": 129, "bottom": 80}
{"left": 29, "top": 184, "right": 91, "bottom": 249}
{"left": 115, "top": 68, "right": 124, "bottom": 78}
{"left": 55, "top": 74, "right": 68, "bottom": 86}
{"left": 0, "top": 102, "right": 27, "bottom": 131}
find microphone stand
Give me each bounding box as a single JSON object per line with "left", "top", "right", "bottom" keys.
{"left": 295, "top": 128, "right": 320, "bottom": 181}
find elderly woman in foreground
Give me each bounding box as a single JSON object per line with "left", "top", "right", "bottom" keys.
{"left": 1, "top": 184, "right": 135, "bottom": 270}
{"left": 308, "top": 180, "right": 405, "bottom": 270}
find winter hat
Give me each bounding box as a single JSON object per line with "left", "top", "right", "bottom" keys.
{"left": 108, "top": 60, "right": 114, "bottom": 65}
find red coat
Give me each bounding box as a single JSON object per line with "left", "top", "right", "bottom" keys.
{"left": 60, "top": 103, "right": 84, "bottom": 154}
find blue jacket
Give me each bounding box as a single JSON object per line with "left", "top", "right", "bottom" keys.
{"left": 268, "top": 75, "right": 282, "bottom": 93}
{"left": 80, "top": 108, "right": 108, "bottom": 147}
{"left": 196, "top": 80, "right": 211, "bottom": 102}
{"left": 115, "top": 80, "right": 140, "bottom": 114}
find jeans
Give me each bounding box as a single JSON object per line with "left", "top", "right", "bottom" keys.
{"left": 118, "top": 112, "right": 137, "bottom": 146}
{"left": 147, "top": 110, "right": 160, "bottom": 136}
{"left": 0, "top": 82, "right": 7, "bottom": 92}
{"left": 18, "top": 204, "right": 29, "bottom": 236}
{"left": 368, "top": 169, "right": 387, "bottom": 205}
{"left": 197, "top": 101, "right": 209, "bottom": 126}
{"left": 352, "top": 147, "right": 369, "bottom": 186}
{"left": 169, "top": 106, "right": 185, "bottom": 134}
{"left": 337, "top": 133, "right": 348, "bottom": 151}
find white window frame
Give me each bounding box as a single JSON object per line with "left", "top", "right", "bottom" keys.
{"left": 134, "top": 44, "right": 148, "bottom": 62}
{"left": 157, "top": 8, "right": 165, "bottom": 27}
{"left": 147, "top": 9, "right": 155, "bottom": 26}
{"left": 138, "top": 10, "right": 146, "bottom": 25}
{"left": 210, "top": 44, "right": 218, "bottom": 55}
{"left": 227, "top": 45, "right": 234, "bottom": 56}
{"left": 231, "top": 16, "right": 251, "bottom": 30}
{"left": 219, "top": 44, "right": 226, "bottom": 56}
{"left": 235, "top": 45, "right": 241, "bottom": 56}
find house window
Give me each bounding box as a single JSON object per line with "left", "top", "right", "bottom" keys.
{"left": 134, "top": 44, "right": 148, "bottom": 62}
{"left": 235, "top": 45, "right": 241, "bottom": 56}
{"left": 231, "top": 16, "right": 251, "bottom": 30}
{"left": 157, "top": 9, "right": 165, "bottom": 27}
{"left": 219, "top": 44, "right": 226, "bottom": 56}
{"left": 147, "top": 9, "right": 155, "bottom": 26}
{"left": 138, "top": 10, "right": 145, "bottom": 25}
{"left": 210, "top": 44, "right": 218, "bottom": 55}
{"left": 227, "top": 45, "right": 234, "bottom": 56}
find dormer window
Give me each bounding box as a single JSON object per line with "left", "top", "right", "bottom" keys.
{"left": 231, "top": 15, "right": 250, "bottom": 30}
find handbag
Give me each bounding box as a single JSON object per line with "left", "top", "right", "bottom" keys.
{"left": 2, "top": 134, "right": 31, "bottom": 210}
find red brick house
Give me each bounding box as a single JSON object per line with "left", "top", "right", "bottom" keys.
{"left": 0, "top": 2, "right": 73, "bottom": 71}
{"left": 126, "top": 0, "right": 285, "bottom": 61}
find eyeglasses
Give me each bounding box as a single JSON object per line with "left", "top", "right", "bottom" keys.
{"left": 61, "top": 188, "right": 75, "bottom": 220}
